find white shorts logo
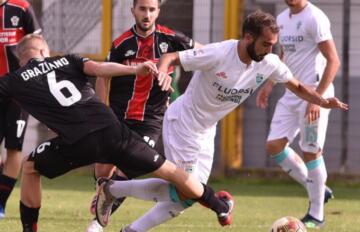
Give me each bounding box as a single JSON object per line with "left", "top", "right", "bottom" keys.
{"left": 16, "top": 120, "right": 26, "bottom": 138}
{"left": 36, "top": 142, "right": 51, "bottom": 154}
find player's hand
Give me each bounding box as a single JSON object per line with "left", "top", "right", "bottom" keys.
{"left": 305, "top": 103, "right": 321, "bottom": 123}
{"left": 256, "top": 86, "right": 272, "bottom": 109}
{"left": 135, "top": 61, "right": 158, "bottom": 76}
{"left": 321, "top": 97, "right": 348, "bottom": 110}
{"left": 156, "top": 71, "right": 174, "bottom": 92}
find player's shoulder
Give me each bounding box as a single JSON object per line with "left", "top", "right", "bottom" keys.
{"left": 305, "top": 3, "right": 329, "bottom": 21}
{"left": 113, "top": 29, "right": 135, "bottom": 49}
{"left": 262, "top": 53, "right": 282, "bottom": 67}
{"left": 155, "top": 24, "right": 176, "bottom": 36}
{"left": 6, "top": 0, "right": 30, "bottom": 11}
{"left": 277, "top": 8, "right": 290, "bottom": 20}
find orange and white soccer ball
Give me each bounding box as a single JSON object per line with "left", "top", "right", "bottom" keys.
{"left": 269, "top": 216, "right": 307, "bottom": 232}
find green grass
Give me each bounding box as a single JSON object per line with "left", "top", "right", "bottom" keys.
{"left": 1, "top": 172, "right": 360, "bottom": 232}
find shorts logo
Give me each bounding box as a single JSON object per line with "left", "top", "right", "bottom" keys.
{"left": 143, "top": 136, "right": 155, "bottom": 148}
{"left": 159, "top": 42, "right": 169, "bottom": 53}
{"left": 16, "top": 120, "right": 26, "bottom": 138}
{"left": 36, "top": 142, "right": 51, "bottom": 154}
{"left": 154, "top": 154, "right": 160, "bottom": 162}
{"left": 124, "top": 50, "right": 135, "bottom": 57}
{"left": 11, "top": 16, "right": 19, "bottom": 27}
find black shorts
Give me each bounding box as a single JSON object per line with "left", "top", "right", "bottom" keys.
{"left": 0, "top": 99, "right": 29, "bottom": 150}
{"left": 30, "top": 123, "right": 166, "bottom": 179}
{"left": 122, "top": 119, "right": 162, "bottom": 149}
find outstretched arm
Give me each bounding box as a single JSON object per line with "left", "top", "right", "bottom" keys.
{"left": 285, "top": 78, "right": 348, "bottom": 110}
{"left": 83, "top": 60, "right": 158, "bottom": 78}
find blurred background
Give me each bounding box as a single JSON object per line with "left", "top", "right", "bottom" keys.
{"left": 4, "top": 0, "right": 359, "bottom": 177}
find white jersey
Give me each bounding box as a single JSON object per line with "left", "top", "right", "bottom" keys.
{"left": 166, "top": 40, "right": 292, "bottom": 134}
{"left": 277, "top": 2, "right": 334, "bottom": 100}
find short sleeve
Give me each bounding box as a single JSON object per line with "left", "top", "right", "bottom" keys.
{"left": 107, "top": 45, "right": 123, "bottom": 63}
{"left": 308, "top": 11, "right": 333, "bottom": 43}
{"left": 172, "top": 30, "right": 195, "bottom": 51}
{"left": 23, "top": 4, "right": 41, "bottom": 34}
{"left": 179, "top": 43, "right": 220, "bottom": 72}
{"left": 0, "top": 75, "right": 12, "bottom": 99}
{"left": 67, "top": 54, "right": 90, "bottom": 71}
{"left": 268, "top": 60, "right": 293, "bottom": 83}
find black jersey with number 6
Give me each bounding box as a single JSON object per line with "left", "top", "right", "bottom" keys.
{"left": 0, "top": 54, "right": 118, "bottom": 144}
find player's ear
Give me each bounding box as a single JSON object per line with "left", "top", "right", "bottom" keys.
{"left": 131, "top": 7, "right": 135, "bottom": 16}
{"left": 244, "top": 32, "right": 254, "bottom": 43}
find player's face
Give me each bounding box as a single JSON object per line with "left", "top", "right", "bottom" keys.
{"left": 132, "top": 0, "right": 160, "bottom": 34}
{"left": 285, "top": 0, "right": 304, "bottom": 7}
{"left": 246, "top": 27, "right": 278, "bottom": 62}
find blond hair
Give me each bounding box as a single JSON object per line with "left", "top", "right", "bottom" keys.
{"left": 16, "top": 34, "right": 49, "bottom": 58}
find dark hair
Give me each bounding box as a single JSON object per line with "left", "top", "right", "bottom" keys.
{"left": 242, "top": 9, "right": 279, "bottom": 38}
{"left": 133, "top": 0, "right": 161, "bottom": 7}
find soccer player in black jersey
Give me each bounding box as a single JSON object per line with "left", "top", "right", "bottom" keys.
{"left": 0, "top": 0, "right": 41, "bottom": 219}
{"left": 0, "top": 34, "right": 233, "bottom": 232}
{"left": 87, "top": 0, "right": 201, "bottom": 231}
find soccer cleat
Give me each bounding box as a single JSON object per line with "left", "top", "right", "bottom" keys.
{"left": 0, "top": 205, "right": 5, "bottom": 219}
{"left": 215, "top": 191, "right": 234, "bottom": 226}
{"left": 85, "top": 219, "right": 104, "bottom": 232}
{"left": 301, "top": 213, "right": 324, "bottom": 229}
{"left": 95, "top": 178, "right": 116, "bottom": 227}
{"left": 324, "top": 186, "right": 334, "bottom": 203}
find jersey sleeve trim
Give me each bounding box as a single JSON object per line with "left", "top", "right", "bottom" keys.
{"left": 113, "top": 30, "right": 135, "bottom": 49}
{"left": 7, "top": 0, "right": 30, "bottom": 12}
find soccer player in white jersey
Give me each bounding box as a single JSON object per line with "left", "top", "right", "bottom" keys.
{"left": 256, "top": 0, "right": 340, "bottom": 229}
{"left": 109, "top": 10, "right": 347, "bottom": 232}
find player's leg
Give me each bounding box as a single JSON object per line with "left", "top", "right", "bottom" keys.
{"left": 299, "top": 106, "right": 331, "bottom": 228}
{"left": 86, "top": 122, "right": 162, "bottom": 232}
{"left": 20, "top": 130, "right": 102, "bottom": 232}
{"left": 126, "top": 121, "right": 216, "bottom": 232}
{"left": 266, "top": 100, "right": 308, "bottom": 187}
{"left": 98, "top": 124, "right": 233, "bottom": 227}
{"left": 0, "top": 101, "right": 28, "bottom": 219}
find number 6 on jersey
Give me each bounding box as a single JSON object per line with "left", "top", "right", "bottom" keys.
{"left": 47, "top": 71, "right": 81, "bottom": 106}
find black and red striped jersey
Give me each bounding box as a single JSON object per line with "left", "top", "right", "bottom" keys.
{"left": 107, "top": 24, "right": 194, "bottom": 123}
{"left": 0, "top": 54, "right": 118, "bottom": 144}
{"left": 0, "top": 0, "right": 40, "bottom": 76}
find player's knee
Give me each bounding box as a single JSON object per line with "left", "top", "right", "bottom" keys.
{"left": 21, "top": 156, "right": 37, "bottom": 175}
{"left": 266, "top": 139, "right": 287, "bottom": 155}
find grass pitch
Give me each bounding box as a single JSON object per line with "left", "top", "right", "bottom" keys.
{"left": 1, "top": 172, "right": 359, "bottom": 232}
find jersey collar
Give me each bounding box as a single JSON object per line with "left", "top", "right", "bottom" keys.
{"left": 132, "top": 25, "right": 156, "bottom": 39}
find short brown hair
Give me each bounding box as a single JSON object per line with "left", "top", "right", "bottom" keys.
{"left": 133, "top": 0, "right": 161, "bottom": 7}
{"left": 242, "top": 9, "right": 279, "bottom": 38}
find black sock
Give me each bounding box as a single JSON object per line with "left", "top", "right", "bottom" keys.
{"left": 197, "top": 184, "right": 228, "bottom": 215}
{"left": 0, "top": 174, "right": 17, "bottom": 209}
{"left": 20, "top": 201, "right": 40, "bottom": 232}
{"left": 110, "top": 174, "right": 128, "bottom": 215}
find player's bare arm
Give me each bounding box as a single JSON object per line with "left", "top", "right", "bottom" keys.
{"left": 304, "top": 39, "right": 341, "bottom": 122}
{"left": 84, "top": 60, "right": 158, "bottom": 78}
{"left": 285, "top": 78, "right": 348, "bottom": 110}
{"left": 156, "top": 52, "right": 181, "bottom": 91}
{"left": 256, "top": 80, "right": 276, "bottom": 109}
{"left": 95, "top": 77, "right": 109, "bottom": 104}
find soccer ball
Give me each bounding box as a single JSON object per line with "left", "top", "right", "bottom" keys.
{"left": 269, "top": 216, "right": 307, "bottom": 232}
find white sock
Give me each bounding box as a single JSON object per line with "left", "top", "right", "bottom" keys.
{"left": 272, "top": 147, "right": 308, "bottom": 187}
{"left": 306, "top": 156, "right": 327, "bottom": 221}
{"left": 127, "top": 201, "right": 186, "bottom": 232}
{"left": 109, "top": 178, "right": 172, "bottom": 202}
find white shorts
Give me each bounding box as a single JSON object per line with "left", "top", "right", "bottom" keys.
{"left": 163, "top": 113, "right": 216, "bottom": 184}
{"left": 267, "top": 97, "right": 331, "bottom": 153}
